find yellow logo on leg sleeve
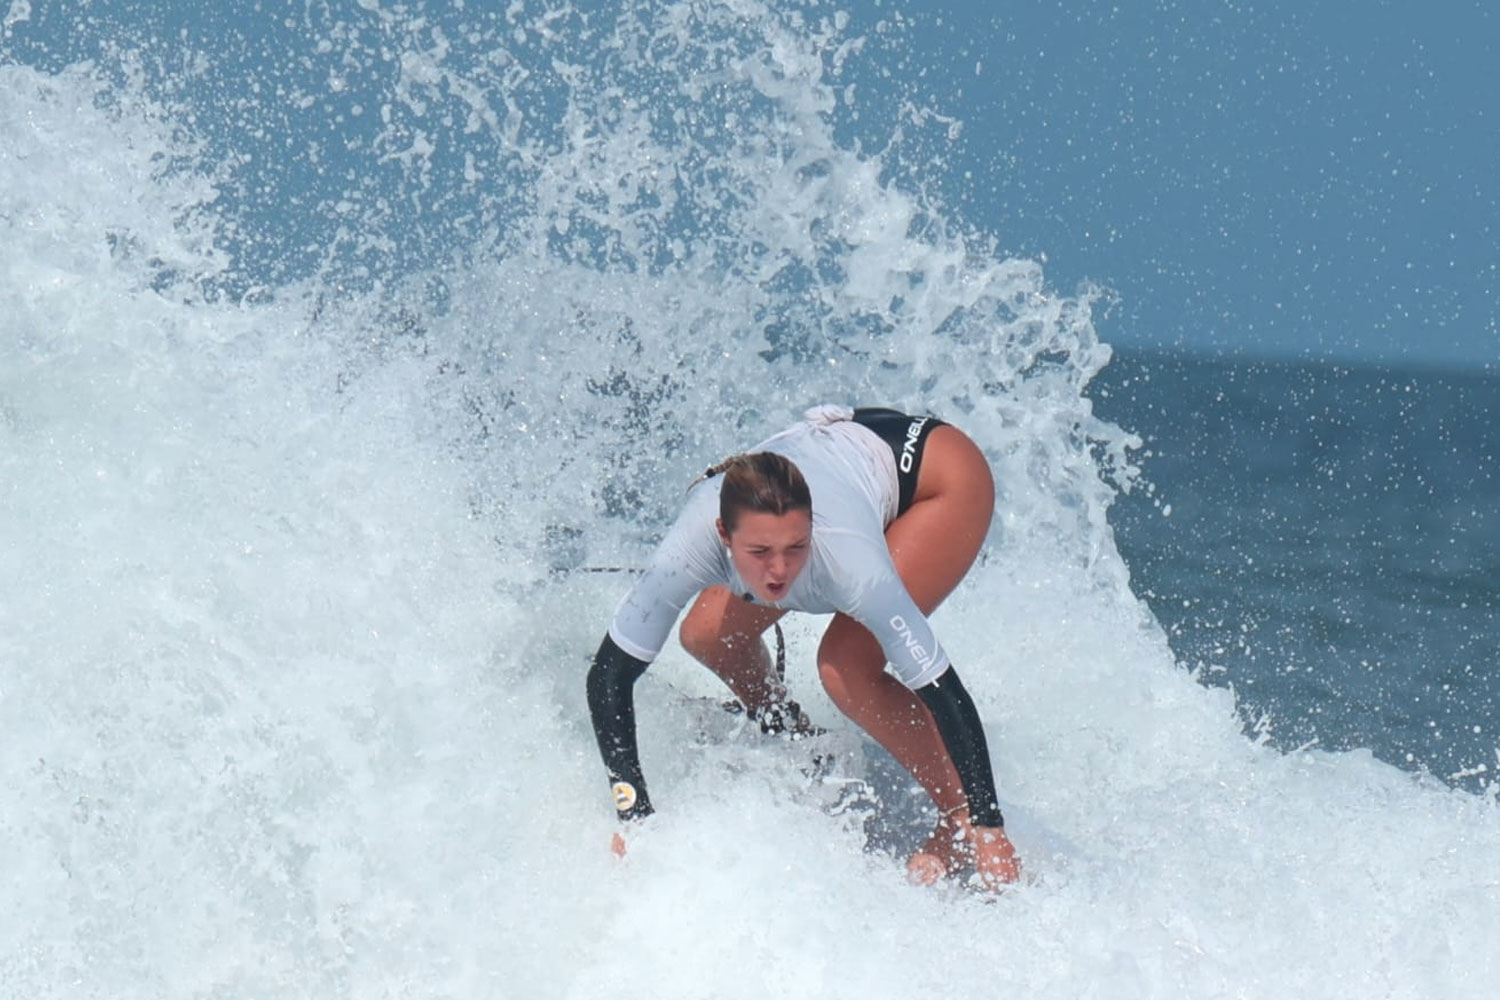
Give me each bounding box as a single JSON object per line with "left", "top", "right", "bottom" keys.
{"left": 612, "top": 781, "right": 637, "bottom": 812}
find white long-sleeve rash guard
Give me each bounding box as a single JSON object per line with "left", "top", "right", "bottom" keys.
{"left": 606, "top": 404, "right": 950, "bottom": 689}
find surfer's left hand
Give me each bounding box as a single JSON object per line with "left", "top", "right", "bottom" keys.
{"left": 908, "top": 810, "right": 1022, "bottom": 890}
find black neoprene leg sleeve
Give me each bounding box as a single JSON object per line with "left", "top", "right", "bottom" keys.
{"left": 914, "top": 667, "right": 1004, "bottom": 828}
{"left": 585, "top": 633, "right": 655, "bottom": 820}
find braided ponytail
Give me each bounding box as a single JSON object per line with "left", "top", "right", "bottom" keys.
{"left": 688, "top": 455, "right": 743, "bottom": 492}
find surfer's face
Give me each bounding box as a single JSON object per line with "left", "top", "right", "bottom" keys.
{"left": 718, "top": 509, "right": 812, "bottom": 603}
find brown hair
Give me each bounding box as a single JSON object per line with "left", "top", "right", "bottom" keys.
{"left": 692, "top": 452, "right": 812, "bottom": 533}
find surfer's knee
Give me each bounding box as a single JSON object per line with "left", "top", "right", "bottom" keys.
{"left": 679, "top": 613, "right": 724, "bottom": 665}
{"left": 816, "top": 656, "right": 849, "bottom": 704}
{"left": 816, "top": 623, "right": 881, "bottom": 707}
{"left": 819, "top": 658, "right": 872, "bottom": 714}
{"left": 678, "top": 587, "right": 730, "bottom": 664}
{"left": 679, "top": 598, "right": 767, "bottom": 667}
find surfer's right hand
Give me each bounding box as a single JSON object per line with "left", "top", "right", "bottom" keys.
{"left": 610, "top": 815, "right": 654, "bottom": 859}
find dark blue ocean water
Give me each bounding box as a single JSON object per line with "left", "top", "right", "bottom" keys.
{"left": 1093, "top": 349, "right": 1500, "bottom": 788}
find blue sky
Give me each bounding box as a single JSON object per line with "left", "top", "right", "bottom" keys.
{"left": 892, "top": 0, "right": 1498, "bottom": 369}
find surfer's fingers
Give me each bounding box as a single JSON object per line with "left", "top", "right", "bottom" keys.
{"left": 906, "top": 851, "right": 947, "bottom": 887}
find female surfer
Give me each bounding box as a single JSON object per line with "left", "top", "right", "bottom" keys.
{"left": 585, "top": 404, "right": 1021, "bottom": 888}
